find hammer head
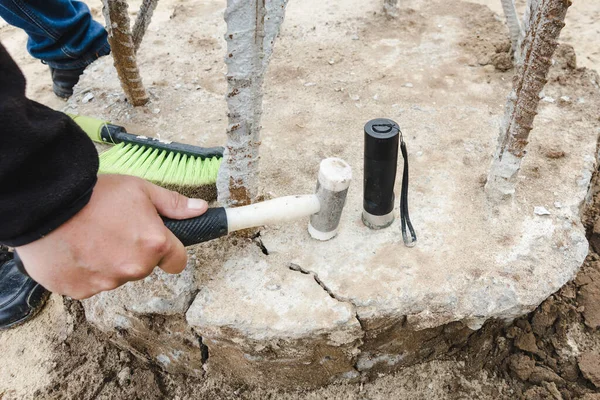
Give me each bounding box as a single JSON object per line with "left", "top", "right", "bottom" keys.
{"left": 308, "top": 158, "right": 352, "bottom": 240}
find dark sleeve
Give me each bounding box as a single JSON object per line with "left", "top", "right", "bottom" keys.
{"left": 0, "top": 43, "right": 99, "bottom": 247}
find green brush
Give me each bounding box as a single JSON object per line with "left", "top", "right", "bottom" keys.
{"left": 69, "top": 114, "right": 223, "bottom": 200}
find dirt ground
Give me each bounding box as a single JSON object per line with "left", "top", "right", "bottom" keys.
{"left": 1, "top": 0, "right": 600, "bottom": 399}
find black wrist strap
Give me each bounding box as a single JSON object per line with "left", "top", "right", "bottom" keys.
{"left": 400, "top": 134, "right": 417, "bottom": 247}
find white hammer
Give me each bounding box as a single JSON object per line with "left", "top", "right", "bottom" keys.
{"left": 163, "top": 158, "right": 353, "bottom": 245}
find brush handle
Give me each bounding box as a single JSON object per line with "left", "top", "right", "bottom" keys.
{"left": 102, "top": 129, "right": 224, "bottom": 159}
{"left": 69, "top": 114, "right": 224, "bottom": 159}
{"left": 162, "top": 207, "right": 229, "bottom": 246}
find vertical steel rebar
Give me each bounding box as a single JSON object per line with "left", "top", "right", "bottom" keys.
{"left": 102, "top": 0, "right": 149, "bottom": 106}
{"left": 486, "top": 0, "right": 572, "bottom": 201}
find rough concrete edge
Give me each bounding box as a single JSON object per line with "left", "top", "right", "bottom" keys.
{"left": 81, "top": 270, "right": 210, "bottom": 378}
{"left": 287, "top": 258, "right": 474, "bottom": 381}
{"left": 275, "top": 118, "right": 600, "bottom": 382}
{"left": 286, "top": 261, "right": 366, "bottom": 382}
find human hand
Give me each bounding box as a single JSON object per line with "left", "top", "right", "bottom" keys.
{"left": 15, "top": 174, "right": 208, "bottom": 299}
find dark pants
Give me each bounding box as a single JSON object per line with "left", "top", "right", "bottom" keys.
{"left": 0, "top": 0, "right": 109, "bottom": 69}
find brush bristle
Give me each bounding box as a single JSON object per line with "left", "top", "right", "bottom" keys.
{"left": 99, "top": 143, "right": 221, "bottom": 200}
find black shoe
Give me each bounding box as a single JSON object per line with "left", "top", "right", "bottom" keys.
{"left": 0, "top": 250, "right": 50, "bottom": 330}
{"left": 50, "top": 66, "right": 87, "bottom": 99}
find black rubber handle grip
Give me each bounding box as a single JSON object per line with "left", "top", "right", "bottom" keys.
{"left": 162, "top": 207, "right": 229, "bottom": 246}
{"left": 13, "top": 208, "right": 230, "bottom": 278}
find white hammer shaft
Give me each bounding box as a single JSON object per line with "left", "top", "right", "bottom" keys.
{"left": 226, "top": 195, "right": 320, "bottom": 232}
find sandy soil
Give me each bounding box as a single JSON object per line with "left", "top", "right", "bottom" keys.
{"left": 1, "top": 0, "right": 600, "bottom": 399}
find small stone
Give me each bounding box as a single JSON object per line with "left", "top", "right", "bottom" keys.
{"left": 373, "top": 94, "right": 379, "bottom": 101}
{"left": 579, "top": 353, "right": 600, "bottom": 388}
{"left": 328, "top": 59, "right": 335, "bottom": 65}
{"left": 541, "top": 382, "right": 563, "bottom": 400}
{"left": 534, "top": 206, "right": 551, "bottom": 216}
{"left": 416, "top": 151, "right": 423, "bottom": 157}
{"left": 351, "top": 34, "right": 359, "bottom": 40}
{"left": 577, "top": 278, "right": 600, "bottom": 329}
{"left": 546, "top": 356, "right": 558, "bottom": 371}
{"left": 577, "top": 97, "right": 586, "bottom": 104}
{"left": 523, "top": 386, "right": 554, "bottom": 400}
{"left": 514, "top": 330, "right": 540, "bottom": 354}
{"left": 509, "top": 353, "right": 535, "bottom": 381}
{"left": 554, "top": 44, "right": 577, "bottom": 69}
{"left": 174, "top": 84, "right": 182, "bottom": 89}
{"left": 554, "top": 202, "right": 562, "bottom": 209}
{"left": 81, "top": 92, "right": 94, "bottom": 104}
{"left": 516, "top": 319, "right": 532, "bottom": 332}
{"left": 494, "top": 40, "right": 511, "bottom": 53}
{"left": 119, "top": 350, "right": 130, "bottom": 362}
{"left": 531, "top": 302, "right": 557, "bottom": 335}
{"left": 575, "top": 270, "right": 595, "bottom": 286}
{"left": 561, "top": 284, "right": 577, "bottom": 299}
{"left": 152, "top": 108, "right": 160, "bottom": 114}
{"left": 581, "top": 394, "right": 600, "bottom": 400}
{"left": 589, "top": 220, "right": 600, "bottom": 254}
{"left": 559, "top": 360, "right": 580, "bottom": 382}
{"left": 304, "top": 82, "right": 316, "bottom": 87}
{"left": 542, "top": 96, "right": 556, "bottom": 103}
{"left": 350, "top": 94, "right": 360, "bottom": 101}
{"left": 491, "top": 53, "right": 513, "bottom": 72}
{"left": 506, "top": 326, "right": 519, "bottom": 339}
{"left": 545, "top": 150, "right": 565, "bottom": 159}
{"left": 117, "top": 367, "right": 131, "bottom": 386}
{"left": 528, "top": 366, "right": 565, "bottom": 386}
{"left": 560, "top": 96, "right": 571, "bottom": 102}
{"left": 403, "top": 82, "right": 414, "bottom": 88}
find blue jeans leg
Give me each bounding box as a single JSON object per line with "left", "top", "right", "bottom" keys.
{"left": 0, "top": 0, "right": 110, "bottom": 69}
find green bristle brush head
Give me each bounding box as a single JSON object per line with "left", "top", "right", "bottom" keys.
{"left": 70, "top": 114, "right": 223, "bottom": 201}
{"left": 99, "top": 143, "right": 222, "bottom": 201}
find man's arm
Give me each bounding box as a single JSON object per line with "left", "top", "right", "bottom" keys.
{"left": 0, "top": 43, "right": 98, "bottom": 246}
{"left": 0, "top": 43, "right": 208, "bottom": 299}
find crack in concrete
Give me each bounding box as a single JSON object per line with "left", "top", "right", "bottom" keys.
{"left": 194, "top": 332, "right": 210, "bottom": 366}
{"left": 285, "top": 262, "right": 478, "bottom": 375}
{"left": 252, "top": 232, "right": 270, "bottom": 255}
{"left": 289, "top": 263, "right": 340, "bottom": 301}
{"left": 287, "top": 263, "right": 360, "bottom": 311}
{"left": 183, "top": 289, "right": 200, "bottom": 314}
{"left": 287, "top": 262, "right": 363, "bottom": 322}
{"left": 285, "top": 262, "right": 462, "bottom": 376}
{"left": 288, "top": 262, "right": 367, "bottom": 376}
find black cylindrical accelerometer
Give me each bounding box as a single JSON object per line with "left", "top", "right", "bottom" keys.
{"left": 363, "top": 118, "right": 399, "bottom": 229}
